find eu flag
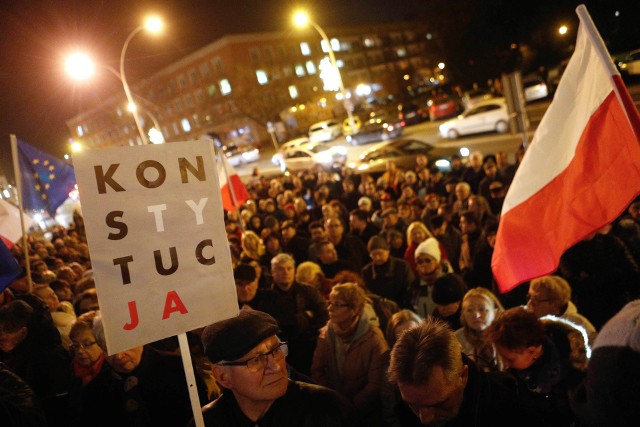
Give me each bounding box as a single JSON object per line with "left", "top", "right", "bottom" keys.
{"left": 17, "top": 139, "right": 76, "bottom": 217}
{"left": 0, "top": 239, "right": 20, "bottom": 292}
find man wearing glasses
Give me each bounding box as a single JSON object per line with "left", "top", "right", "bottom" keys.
{"left": 388, "top": 317, "right": 542, "bottom": 426}
{"left": 198, "top": 310, "right": 351, "bottom": 426}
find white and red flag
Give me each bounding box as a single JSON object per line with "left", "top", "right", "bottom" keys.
{"left": 0, "top": 198, "right": 33, "bottom": 249}
{"left": 217, "top": 154, "right": 249, "bottom": 212}
{"left": 492, "top": 5, "right": 640, "bottom": 293}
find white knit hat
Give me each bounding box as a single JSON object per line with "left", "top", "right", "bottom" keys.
{"left": 415, "top": 237, "right": 441, "bottom": 262}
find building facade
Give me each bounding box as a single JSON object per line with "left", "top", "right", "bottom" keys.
{"left": 66, "top": 21, "right": 443, "bottom": 149}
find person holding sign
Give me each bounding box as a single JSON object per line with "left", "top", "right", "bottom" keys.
{"left": 197, "top": 310, "right": 352, "bottom": 426}
{"left": 78, "top": 313, "right": 207, "bottom": 427}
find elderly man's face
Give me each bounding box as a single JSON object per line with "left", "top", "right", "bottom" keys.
{"left": 526, "top": 286, "right": 562, "bottom": 317}
{"left": 236, "top": 278, "right": 259, "bottom": 304}
{"left": 398, "top": 365, "right": 468, "bottom": 426}
{"left": 215, "top": 336, "right": 288, "bottom": 407}
{"left": 272, "top": 261, "right": 295, "bottom": 290}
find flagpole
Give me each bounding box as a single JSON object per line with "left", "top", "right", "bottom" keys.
{"left": 575, "top": 4, "right": 632, "bottom": 125}
{"left": 10, "top": 135, "right": 33, "bottom": 294}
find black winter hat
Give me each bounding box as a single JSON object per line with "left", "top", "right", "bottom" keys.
{"left": 432, "top": 274, "right": 467, "bottom": 305}
{"left": 201, "top": 310, "right": 280, "bottom": 363}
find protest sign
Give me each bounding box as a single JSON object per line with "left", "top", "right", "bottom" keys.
{"left": 73, "top": 140, "right": 238, "bottom": 354}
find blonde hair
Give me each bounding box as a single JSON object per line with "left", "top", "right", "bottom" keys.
{"left": 406, "top": 221, "right": 434, "bottom": 247}
{"left": 241, "top": 231, "right": 263, "bottom": 259}
{"left": 385, "top": 309, "right": 423, "bottom": 347}
{"left": 460, "top": 288, "right": 504, "bottom": 329}
{"left": 529, "top": 275, "right": 571, "bottom": 304}
{"left": 296, "top": 261, "right": 324, "bottom": 286}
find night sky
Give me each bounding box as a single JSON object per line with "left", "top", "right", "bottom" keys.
{"left": 0, "top": 0, "right": 636, "bottom": 181}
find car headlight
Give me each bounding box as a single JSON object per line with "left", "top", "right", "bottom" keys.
{"left": 357, "top": 164, "right": 370, "bottom": 171}
{"left": 435, "top": 159, "right": 450, "bottom": 168}
{"left": 317, "top": 152, "right": 332, "bottom": 164}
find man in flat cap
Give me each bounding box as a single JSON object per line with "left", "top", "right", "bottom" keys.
{"left": 197, "top": 310, "right": 351, "bottom": 426}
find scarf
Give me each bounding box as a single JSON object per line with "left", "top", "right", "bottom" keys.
{"left": 72, "top": 353, "right": 105, "bottom": 386}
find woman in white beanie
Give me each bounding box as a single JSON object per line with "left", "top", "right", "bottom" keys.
{"left": 406, "top": 237, "right": 451, "bottom": 317}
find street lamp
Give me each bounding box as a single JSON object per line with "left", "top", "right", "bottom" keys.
{"left": 120, "top": 16, "right": 163, "bottom": 144}
{"left": 293, "top": 11, "right": 356, "bottom": 131}
{"left": 66, "top": 53, "right": 166, "bottom": 144}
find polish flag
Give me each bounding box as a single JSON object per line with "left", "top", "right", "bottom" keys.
{"left": 492, "top": 5, "right": 640, "bottom": 293}
{"left": 217, "top": 154, "right": 249, "bottom": 212}
{"left": 0, "top": 198, "right": 33, "bottom": 249}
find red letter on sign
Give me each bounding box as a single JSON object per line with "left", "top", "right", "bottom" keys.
{"left": 162, "top": 291, "right": 188, "bottom": 320}
{"left": 123, "top": 301, "right": 139, "bottom": 330}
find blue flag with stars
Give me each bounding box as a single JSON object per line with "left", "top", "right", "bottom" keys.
{"left": 17, "top": 139, "right": 76, "bottom": 217}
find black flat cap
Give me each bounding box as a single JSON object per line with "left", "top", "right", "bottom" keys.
{"left": 201, "top": 310, "right": 280, "bottom": 363}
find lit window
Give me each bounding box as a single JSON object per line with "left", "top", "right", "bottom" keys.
{"left": 219, "top": 79, "right": 232, "bottom": 95}
{"left": 363, "top": 38, "right": 375, "bottom": 47}
{"left": 76, "top": 125, "right": 84, "bottom": 137}
{"left": 172, "top": 122, "right": 180, "bottom": 136}
{"left": 181, "top": 118, "right": 191, "bottom": 132}
{"left": 289, "top": 85, "right": 299, "bottom": 99}
{"left": 300, "top": 42, "right": 311, "bottom": 56}
{"left": 207, "top": 84, "right": 217, "bottom": 97}
{"left": 305, "top": 61, "right": 316, "bottom": 75}
{"left": 397, "top": 48, "right": 407, "bottom": 57}
{"left": 256, "top": 70, "right": 269, "bottom": 85}
{"left": 331, "top": 38, "right": 340, "bottom": 51}
{"left": 295, "top": 64, "right": 306, "bottom": 77}
{"left": 336, "top": 59, "right": 344, "bottom": 68}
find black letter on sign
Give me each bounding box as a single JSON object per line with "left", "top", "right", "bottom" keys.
{"left": 136, "top": 160, "right": 166, "bottom": 189}
{"left": 106, "top": 211, "right": 128, "bottom": 240}
{"left": 95, "top": 164, "right": 125, "bottom": 194}
{"left": 195, "top": 239, "right": 216, "bottom": 265}
{"left": 178, "top": 156, "right": 206, "bottom": 183}
{"left": 154, "top": 247, "right": 179, "bottom": 275}
{"left": 113, "top": 256, "right": 134, "bottom": 285}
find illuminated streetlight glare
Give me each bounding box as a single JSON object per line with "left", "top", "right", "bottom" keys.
{"left": 70, "top": 142, "right": 83, "bottom": 153}
{"left": 438, "top": 62, "right": 446, "bottom": 70}
{"left": 293, "top": 12, "right": 309, "bottom": 27}
{"left": 65, "top": 53, "right": 95, "bottom": 81}
{"left": 144, "top": 16, "right": 163, "bottom": 33}
{"left": 127, "top": 102, "right": 138, "bottom": 113}
{"left": 558, "top": 25, "right": 568, "bottom": 35}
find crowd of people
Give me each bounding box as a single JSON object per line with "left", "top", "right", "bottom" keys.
{"left": 1, "top": 147, "right": 640, "bottom": 426}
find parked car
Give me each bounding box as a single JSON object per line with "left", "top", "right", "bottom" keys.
{"left": 346, "top": 114, "right": 404, "bottom": 145}
{"left": 396, "top": 101, "right": 429, "bottom": 125}
{"left": 271, "top": 136, "right": 309, "bottom": 166}
{"left": 222, "top": 143, "right": 260, "bottom": 167}
{"left": 523, "top": 78, "right": 549, "bottom": 102}
{"left": 272, "top": 143, "right": 347, "bottom": 172}
{"left": 427, "top": 94, "right": 462, "bottom": 121}
{"left": 351, "top": 138, "right": 457, "bottom": 175}
{"left": 308, "top": 119, "right": 342, "bottom": 143}
{"left": 461, "top": 89, "right": 494, "bottom": 110}
{"left": 342, "top": 115, "right": 363, "bottom": 136}
{"left": 618, "top": 49, "right": 640, "bottom": 76}
{"left": 439, "top": 98, "right": 509, "bottom": 139}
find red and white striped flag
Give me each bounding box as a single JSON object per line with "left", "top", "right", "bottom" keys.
{"left": 217, "top": 154, "right": 249, "bottom": 212}
{"left": 492, "top": 5, "right": 640, "bottom": 293}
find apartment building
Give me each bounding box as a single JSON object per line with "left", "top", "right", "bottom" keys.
{"left": 66, "top": 21, "right": 441, "bottom": 149}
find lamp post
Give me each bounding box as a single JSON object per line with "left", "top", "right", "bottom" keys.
{"left": 293, "top": 12, "right": 356, "bottom": 132}
{"left": 120, "top": 16, "right": 163, "bottom": 144}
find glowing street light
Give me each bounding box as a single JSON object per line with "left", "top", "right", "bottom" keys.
{"left": 120, "top": 16, "right": 164, "bottom": 144}
{"left": 558, "top": 25, "right": 568, "bottom": 35}
{"left": 293, "top": 11, "right": 355, "bottom": 131}
{"left": 65, "top": 53, "right": 95, "bottom": 81}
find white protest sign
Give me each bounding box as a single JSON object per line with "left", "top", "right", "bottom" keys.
{"left": 73, "top": 140, "right": 238, "bottom": 354}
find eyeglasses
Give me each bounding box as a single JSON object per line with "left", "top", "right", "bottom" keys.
{"left": 218, "top": 342, "right": 288, "bottom": 373}
{"left": 71, "top": 341, "right": 98, "bottom": 352}
{"left": 328, "top": 301, "right": 350, "bottom": 308}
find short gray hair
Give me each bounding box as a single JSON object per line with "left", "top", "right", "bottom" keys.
{"left": 271, "top": 253, "right": 295, "bottom": 268}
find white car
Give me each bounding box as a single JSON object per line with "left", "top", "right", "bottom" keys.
{"left": 439, "top": 98, "right": 509, "bottom": 139}
{"left": 272, "top": 143, "right": 347, "bottom": 172}
{"left": 618, "top": 49, "right": 640, "bottom": 76}
{"left": 271, "top": 136, "right": 310, "bottom": 166}
{"left": 308, "top": 120, "right": 342, "bottom": 143}
{"left": 523, "top": 79, "right": 549, "bottom": 102}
